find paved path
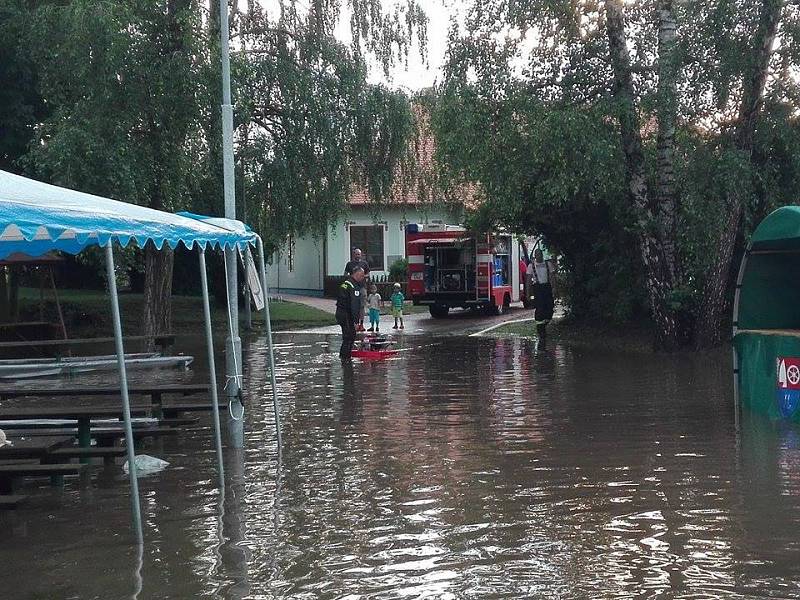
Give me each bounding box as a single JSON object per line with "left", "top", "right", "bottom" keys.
{"left": 278, "top": 294, "right": 336, "bottom": 314}
{"left": 281, "top": 303, "right": 541, "bottom": 337}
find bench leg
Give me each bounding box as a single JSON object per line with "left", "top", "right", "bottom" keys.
{"left": 0, "top": 477, "right": 14, "bottom": 494}
{"left": 50, "top": 474, "right": 64, "bottom": 487}
{"left": 152, "top": 393, "right": 163, "bottom": 419}
{"left": 77, "top": 418, "right": 92, "bottom": 465}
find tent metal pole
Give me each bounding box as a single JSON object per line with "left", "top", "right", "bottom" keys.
{"left": 256, "top": 237, "right": 282, "bottom": 449}
{"left": 104, "top": 243, "right": 143, "bottom": 545}
{"left": 199, "top": 247, "right": 225, "bottom": 484}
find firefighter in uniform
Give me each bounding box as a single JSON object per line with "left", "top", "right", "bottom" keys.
{"left": 336, "top": 266, "right": 366, "bottom": 361}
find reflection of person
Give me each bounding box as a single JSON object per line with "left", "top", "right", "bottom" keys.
{"left": 344, "top": 248, "right": 370, "bottom": 332}
{"left": 367, "top": 284, "right": 382, "bottom": 332}
{"left": 390, "top": 282, "right": 405, "bottom": 330}
{"left": 529, "top": 249, "right": 556, "bottom": 341}
{"left": 336, "top": 266, "right": 365, "bottom": 361}
{"left": 340, "top": 359, "right": 361, "bottom": 424}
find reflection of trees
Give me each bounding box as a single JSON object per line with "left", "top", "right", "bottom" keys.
{"left": 256, "top": 334, "right": 792, "bottom": 596}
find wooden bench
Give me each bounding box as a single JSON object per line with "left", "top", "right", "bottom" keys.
{"left": 0, "top": 334, "right": 175, "bottom": 357}
{"left": 6, "top": 427, "right": 181, "bottom": 447}
{"left": 0, "top": 463, "right": 85, "bottom": 493}
{"left": 160, "top": 403, "right": 226, "bottom": 418}
{"left": 157, "top": 417, "right": 200, "bottom": 428}
{"left": 0, "top": 383, "right": 208, "bottom": 403}
{"left": 93, "top": 427, "right": 180, "bottom": 446}
{"left": 47, "top": 446, "right": 127, "bottom": 466}
{"left": 0, "top": 494, "right": 29, "bottom": 509}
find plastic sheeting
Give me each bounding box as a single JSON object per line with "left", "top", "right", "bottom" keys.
{"left": 0, "top": 170, "right": 255, "bottom": 259}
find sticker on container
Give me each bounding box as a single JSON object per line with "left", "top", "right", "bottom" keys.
{"left": 777, "top": 357, "right": 800, "bottom": 418}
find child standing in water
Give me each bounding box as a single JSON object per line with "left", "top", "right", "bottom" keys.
{"left": 367, "top": 284, "right": 382, "bottom": 332}
{"left": 390, "top": 282, "right": 405, "bottom": 330}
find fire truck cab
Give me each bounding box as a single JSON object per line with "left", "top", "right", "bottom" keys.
{"left": 405, "top": 224, "right": 524, "bottom": 318}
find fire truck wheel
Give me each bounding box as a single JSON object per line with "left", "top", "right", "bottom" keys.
{"left": 429, "top": 304, "right": 450, "bottom": 319}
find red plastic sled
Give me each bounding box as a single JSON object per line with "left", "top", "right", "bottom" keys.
{"left": 351, "top": 349, "right": 398, "bottom": 360}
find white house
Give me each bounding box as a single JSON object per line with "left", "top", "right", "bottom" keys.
{"left": 266, "top": 201, "right": 463, "bottom": 296}
{"left": 267, "top": 112, "right": 473, "bottom": 296}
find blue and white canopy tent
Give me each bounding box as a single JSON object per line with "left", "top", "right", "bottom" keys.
{"left": 0, "top": 169, "right": 281, "bottom": 543}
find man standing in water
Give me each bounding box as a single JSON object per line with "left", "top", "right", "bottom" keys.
{"left": 528, "top": 248, "right": 556, "bottom": 343}
{"left": 336, "top": 266, "right": 366, "bottom": 361}
{"left": 344, "top": 248, "right": 370, "bottom": 331}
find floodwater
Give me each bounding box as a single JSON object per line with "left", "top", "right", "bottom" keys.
{"left": 2, "top": 333, "right": 800, "bottom": 599}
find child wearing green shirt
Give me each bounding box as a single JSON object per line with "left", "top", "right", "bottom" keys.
{"left": 390, "top": 283, "right": 405, "bottom": 330}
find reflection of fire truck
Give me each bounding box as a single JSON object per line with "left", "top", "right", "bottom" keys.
{"left": 405, "top": 224, "right": 524, "bottom": 318}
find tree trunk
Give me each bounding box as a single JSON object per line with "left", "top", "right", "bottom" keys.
{"left": 695, "top": 0, "right": 783, "bottom": 349}
{"left": 139, "top": 0, "right": 190, "bottom": 347}
{"left": 606, "top": 0, "right": 680, "bottom": 350}
{"left": 142, "top": 243, "right": 174, "bottom": 350}
{"left": 656, "top": 0, "right": 679, "bottom": 281}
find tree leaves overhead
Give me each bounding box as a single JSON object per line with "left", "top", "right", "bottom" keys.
{"left": 233, "top": 0, "right": 424, "bottom": 250}
{"left": 434, "top": 0, "right": 800, "bottom": 339}
{"left": 6, "top": 0, "right": 427, "bottom": 255}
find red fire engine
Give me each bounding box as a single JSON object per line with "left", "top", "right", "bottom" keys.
{"left": 405, "top": 224, "right": 525, "bottom": 318}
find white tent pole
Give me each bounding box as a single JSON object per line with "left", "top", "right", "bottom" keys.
{"left": 256, "top": 236, "right": 282, "bottom": 449}
{"left": 199, "top": 246, "right": 225, "bottom": 484}
{"left": 104, "top": 243, "right": 143, "bottom": 544}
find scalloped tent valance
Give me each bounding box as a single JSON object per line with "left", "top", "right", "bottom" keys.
{"left": 0, "top": 170, "right": 255, "bottom": 259}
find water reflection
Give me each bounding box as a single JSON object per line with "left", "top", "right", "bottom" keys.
{"left": 3, "top": 335, "right": 800, "bottom": 598}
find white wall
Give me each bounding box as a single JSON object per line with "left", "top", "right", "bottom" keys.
{"left": 326, "top": 205, "right": 461, "bottom": 276}
{"left": 267, "top": 235, "right": 324, "bottom": 295}
{"left": 268, "top": 204, "right": 462, "bottom": 294}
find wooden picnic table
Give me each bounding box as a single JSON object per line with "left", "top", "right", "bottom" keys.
{"left": 0, "top": 383, "right": 209, "bottom": 404}
{"left": 0, "top": 334, "right": 175, "bottom": 353}
{"left": 0, "top": 406, "right": 150, "bottom": 455}
{"left": 0, "top": 435, "right": 74, "bottom": 460}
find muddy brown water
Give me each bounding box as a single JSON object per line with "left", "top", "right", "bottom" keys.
{"left": 0, "top": 334, "right": 799, "bottom": 599}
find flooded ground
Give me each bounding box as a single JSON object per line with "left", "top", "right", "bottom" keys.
{"left": 2, "top": 333, "right": 800, "bottom": 599}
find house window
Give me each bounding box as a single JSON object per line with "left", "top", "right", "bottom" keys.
{"left": 349, "top": 225, "right": 385, "bottom": 271}
{"left": 287, "top": 235, "right": 296, "bottom": 272}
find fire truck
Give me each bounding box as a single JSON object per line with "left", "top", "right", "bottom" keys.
{"left": 405, "top": 224, "right": 526, "bottom": 318}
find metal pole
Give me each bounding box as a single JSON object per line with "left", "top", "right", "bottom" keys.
{"left": 104, "top": 243, "right": 143, "bottom": 545}
{"left": 219, "top": 0, "right": 242, "bottom": 403}
{"left": 199, "top": 247, "right": 225, "bottom": 485}
{"left": 241, "top": 159, "right": 252, "bottom": 332}
{"left": 257, "top": 237, "right": 282, "bottom": 449}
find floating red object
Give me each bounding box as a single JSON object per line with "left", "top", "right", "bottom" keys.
{"left": 351, "top": 349, "right": 398, "bottom": 360}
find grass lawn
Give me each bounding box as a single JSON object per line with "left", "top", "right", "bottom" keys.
{"left": 17, "top": 287, "right": 335, "bottom": 337}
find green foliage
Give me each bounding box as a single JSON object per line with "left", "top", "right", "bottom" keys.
{"left": 432, "top": 0, "right": 800, "bottom": 329}
{"left": 0, "top": 1, "right": 48, "bottom": 172}
{"left": 22, "top": 0, "right": 205, "bottom": 211}
{"left": 388, "top": 258, "right": 408, "bottom": 281}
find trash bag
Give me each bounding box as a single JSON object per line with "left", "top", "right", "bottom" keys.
{"left": 123, "top": 454, "right": 169, "bottom": 476}
{"left": 0, "top": 429, "right": 10, "bottom": 447}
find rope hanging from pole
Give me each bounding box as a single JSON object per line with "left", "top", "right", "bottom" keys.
{"left": 223, "top": 251, "right": 245, "bottom": 421}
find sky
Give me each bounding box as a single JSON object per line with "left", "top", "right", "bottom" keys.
{"left": 361, "top": 0, "right": 456, "bottom": 91}
{"left": 258, "top": 0, "right": 459, "bottom": 91}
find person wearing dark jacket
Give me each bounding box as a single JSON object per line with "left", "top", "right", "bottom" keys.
{"left": 336, "top": 266, "right": 366, "bottom": 360}
{"left": 344, "top": 248, "right": 370, "bottom": 331}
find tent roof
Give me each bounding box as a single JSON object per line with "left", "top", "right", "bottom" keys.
{"left": 0, "top": 170, "right": 256, "bottom": 259}
{"left": 750, "top": 206, "right": 800, "bottom": 251}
